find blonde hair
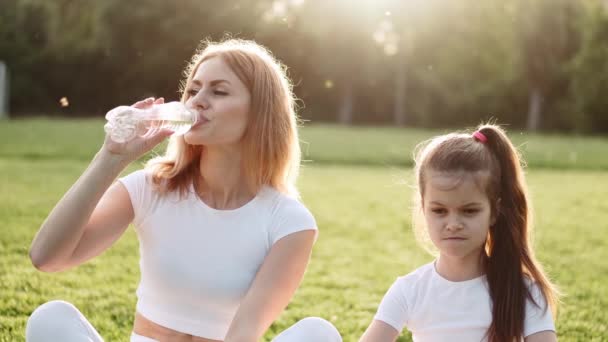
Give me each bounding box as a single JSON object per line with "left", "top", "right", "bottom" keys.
{"left": 145, "top": 39, "right": 301, "bottom": 197}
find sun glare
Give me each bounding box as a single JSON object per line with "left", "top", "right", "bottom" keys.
{"left": 262, "top": 0, "right": 438, "bottom": 57}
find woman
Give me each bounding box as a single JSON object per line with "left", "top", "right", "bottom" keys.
{"left": 27, "top": 39, "right": 341, "bottom": 342}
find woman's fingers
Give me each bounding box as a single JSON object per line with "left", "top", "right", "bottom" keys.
{"left": 132, "top": 96, "right": 163, "bottom": 110}
{"left": 141, "top": 129, "right": 174, "bottom": 151}
{"left": 133, "top": 97, "right": 155, "bottom": 109}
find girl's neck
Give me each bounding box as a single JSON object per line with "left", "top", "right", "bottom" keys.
{"left": 435, "top": 250, "right": 486, "bottom": 282}
{"left": 197, "top": 145, "right": 254, "bottom": 210}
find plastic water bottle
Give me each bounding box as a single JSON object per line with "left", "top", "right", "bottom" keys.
{"left": 104, "top": 102, "right": 196, "bottom": 143}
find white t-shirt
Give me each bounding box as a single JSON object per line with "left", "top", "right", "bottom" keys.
{"left": 118, "top": 169, "right": 317, "bottom": 340}
{"left": 374, "top": 262, "right": 555, "bottom": 342}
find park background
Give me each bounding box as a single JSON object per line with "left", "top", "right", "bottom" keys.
{"left": 1, "top": 0, "right": 607, "bottom": 341}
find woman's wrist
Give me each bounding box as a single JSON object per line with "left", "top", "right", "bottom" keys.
{"left": 94, "top": 148, "right": 131, "bottom": 172}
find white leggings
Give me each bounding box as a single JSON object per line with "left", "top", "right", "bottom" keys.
{"left": 26, "top": 300, "right": 342, "bottom": 342}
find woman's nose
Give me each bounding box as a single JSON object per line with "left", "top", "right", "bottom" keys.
{"left": 189, "top": 92, "right": 210, "bottom": 110}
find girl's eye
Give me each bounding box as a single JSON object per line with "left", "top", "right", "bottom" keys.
{"left": 431, "top": 208, "right": 446, "bottom": 215}
{"left": 463, "top": 209, "right": 480, "bottom": 215}
{"left": 213, "top": 90, "right": 228, "bottom": 96}
{"left": 187, "top": 89, "right": 199, "bottom": 96}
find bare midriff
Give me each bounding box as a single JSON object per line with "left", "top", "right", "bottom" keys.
{"left": 133, "top": 312, "right": 223, "bottom": 342}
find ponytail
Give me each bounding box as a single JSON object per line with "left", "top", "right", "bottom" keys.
{"left": 477, "top": 125, "right": 558, "bottom": 342}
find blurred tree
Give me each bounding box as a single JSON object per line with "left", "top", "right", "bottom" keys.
{"left": 291, "top": 0, "right": 384, "bottom": 124}
{"left": 1, "top": 0, "right": 606, "bottom": 132}
{"left": 516, "top": 0, "right": 581, "bottom": 131}
{"left": 95, "top": 0, "right": 272, "bottom": 109}
{"left": 371, "top": 12, "right": 411, "bottom": 126}
{"left": 0, "top": 0, "right": 275, "bottom": 114}
{"left": 391, "top": 0, "right": 520, "bottom": 128}
{"left": 0, "top": 0, "right": 106, "bottom": 112}
{"left": 569, "top": 0, "right": 608, "bottom": 133}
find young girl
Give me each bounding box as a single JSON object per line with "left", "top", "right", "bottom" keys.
{"left": 360, "top": 124, "right": 559, "bottom": 342}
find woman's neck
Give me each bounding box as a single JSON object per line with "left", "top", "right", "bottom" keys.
{"left": 435, "top": 250, "right": 485, "bottom": 282}
{"left": 197, "top": 145, "right": 255, "bottom": 210}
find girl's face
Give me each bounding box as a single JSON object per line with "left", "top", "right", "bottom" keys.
{"left": 183, "top": 57, "right": 251, "bottom": 147}
{"left": 422, "top": 170, "right": 495, "bottom": 261}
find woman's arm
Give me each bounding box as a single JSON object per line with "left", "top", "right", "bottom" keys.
{"left": 525, "top": 331, "right": 557, "bottom": 342}
{"left": 29, "top": 97, "right": 172, "bottom": 272}
{"left": 29, "top": 150, "right": 131, "bottom": 272}
{"left": 359, "top": 320, "right": 399, "bottom": 342}
{"left": 223, "top": 230, "right": 317, "bottom": 342}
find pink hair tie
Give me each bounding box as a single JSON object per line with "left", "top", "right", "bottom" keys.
{"left": 472, "top": 131, "right": 488, "bottom": 143}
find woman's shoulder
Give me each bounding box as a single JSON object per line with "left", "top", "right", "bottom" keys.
{"left": 118, "top": 168, "right": 179, "bottom": 201}
{"left": 120, "top": 167, "right": 147, "bottom": 178}
{"left": 117, "top": 168, "right": 147, "bottom": 189}
{"left": 256, "top": 186, "right": 310, "bottom": 214}
{"left": 119, "top": 168, "right": 155, "bottom": 185}
{"left": 256, "top": 186, "right": 317, "bottom": 242}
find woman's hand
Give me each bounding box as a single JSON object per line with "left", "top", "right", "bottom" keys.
{"left": 101, "top": 97, "right": 174, "bottom": 164}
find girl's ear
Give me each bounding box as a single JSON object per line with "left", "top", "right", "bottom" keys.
{"left": 491, "top": 198, "right": 501, "bottom": 225}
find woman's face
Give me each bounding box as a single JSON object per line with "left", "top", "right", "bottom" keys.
{"left": 183, "top": 57, "right": 251, "bottom": 147}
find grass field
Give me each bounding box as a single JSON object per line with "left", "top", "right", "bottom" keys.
{"left": 1, "top": 119, "right": 607, "bottom": 341}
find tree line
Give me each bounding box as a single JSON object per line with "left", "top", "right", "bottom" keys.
{"left": 1, "top": 0, "right": 608, "bottom": 133}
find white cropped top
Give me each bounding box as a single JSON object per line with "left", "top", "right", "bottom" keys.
{"left": 374, "top": 262, "right": 555, "bottom": 341}
{"left": 118, "top": 170, "right": 317, "bottom": 340}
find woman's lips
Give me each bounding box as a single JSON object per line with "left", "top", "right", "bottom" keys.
{"left": 191, "top": 115, "right": 210, "bottom": 128}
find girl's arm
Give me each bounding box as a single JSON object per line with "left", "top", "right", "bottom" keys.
{"left": 223, "top": 230, "right": 317, "bottom": 342}
{"left": 525, "top": 331, "right": 557, "bottom": 342}
{"left": 359, "top": 320, "right": 399, "bottom": 342}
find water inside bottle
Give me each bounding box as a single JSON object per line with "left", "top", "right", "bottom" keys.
{"left": 139, "top": 119, "right": 194, "bottom": 136}
{"left": 105, "top": 102, "right": 196, "bottom": 142}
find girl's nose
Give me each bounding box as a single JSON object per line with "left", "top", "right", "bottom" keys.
{"left": 445, "top": 220, "right": 464, "bottom": 231}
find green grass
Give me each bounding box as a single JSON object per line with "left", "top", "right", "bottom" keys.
{"left": 2, "top": 119, "right": 608, "bottom": 170}
{"left": 1, "top": 119, "right": 607, "bottom": 341}
{"left": 301, "top": 124, "right": 608, "bottom": 170}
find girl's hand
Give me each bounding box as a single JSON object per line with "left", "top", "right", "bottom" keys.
{"left": 101, "top": 97, "right": 174, "bottom": 164}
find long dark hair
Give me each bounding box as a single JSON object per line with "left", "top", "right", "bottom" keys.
{"left": 414, "top": 123, "right": 559, "bottom": 341}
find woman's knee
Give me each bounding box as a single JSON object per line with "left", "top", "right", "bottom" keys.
{"left": 26, "top": 300, "right": 100, "bottom": 342}
{"left": 274, "top": 317, "right": 342, "bottom": 342}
